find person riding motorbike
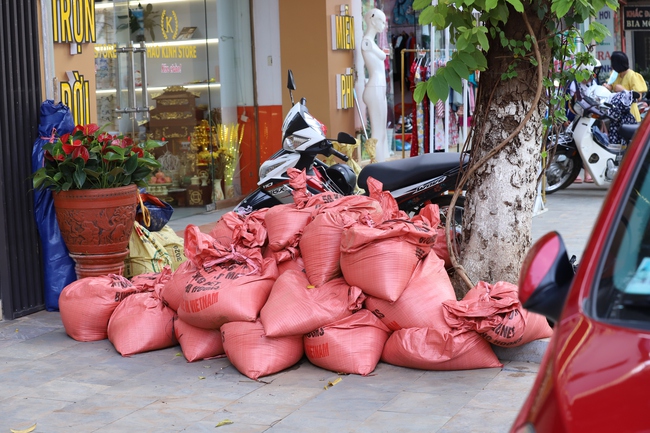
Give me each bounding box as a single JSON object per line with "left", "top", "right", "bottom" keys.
{"left": 602, "top": 51, "right": 647, "bottom": 123}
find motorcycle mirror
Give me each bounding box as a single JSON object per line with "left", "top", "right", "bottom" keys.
{"left": 287, "top": 70, "right": 296, "bottom": 105}
{"left": 336, "top": 132, "right": 356, "bottom": 144}
{"left": 517, "top": 231, "right": 574, "bottom": 323}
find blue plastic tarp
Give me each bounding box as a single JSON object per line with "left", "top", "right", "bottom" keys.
{"left": 31, "top": 100, "right": 77, "bottom": 311}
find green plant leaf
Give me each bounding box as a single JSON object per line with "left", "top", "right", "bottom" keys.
{"left": 413, "top": 0, "right": 431, "bottom": 9}
{"left": 477, "top": 32, "right": 490, "bottom": 51}
{"left": 449, "top": 59, "right": 470, "bottom": 80}
{"left": 418, "top": 5, "right": 437, "bottom": 25}
{"left": 413, "top": 81, "right": 428, "bottom": 103}
{"left": 485, "top": 0, "right": 498, "bottom": 11}
{"left": 506, "top": 0, "right": 524, "bottom": 12}
{"left": 441, "top": 67, "right": 463, "bottom": 94}
{"left": 457, "top": 51, "right": 478, "bottom": 69}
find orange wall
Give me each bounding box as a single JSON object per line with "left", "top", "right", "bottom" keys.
{"left": 278, "top": 0, "right": 355, "bottom": 139}
{"left": 53, "top": 44, "right": 97, "bottom": 125}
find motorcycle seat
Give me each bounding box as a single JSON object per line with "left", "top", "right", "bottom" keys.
{"left": 620, "top": 123, "right": 639, "bottom": 142}
{"left": 358, "top": 152, "right": 469, "bottom": 192}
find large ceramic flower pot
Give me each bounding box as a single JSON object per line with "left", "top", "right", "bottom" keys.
{"left": 52, "top": 184, "right": 137, "bottom": 279}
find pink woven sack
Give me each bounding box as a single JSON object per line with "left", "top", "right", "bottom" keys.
{"left": 174, "top": 317, "right": 225, "bottom": 362}
{"left": 159, "top": 259, "right": 198, "bottom": 312}
{"left": 414, "top": 203, "right": 455, "bottom": 268}
{"left": 308, "top": 194, "right": 385, "bottom": 225}
{"left": 288, "top": 168, "right": 342, "bottom": 209}
{"left": 209, "top": 212, "right": 246, "bottom": 246}
{"left": 59, "top": 274, "right": 141, "bottom": 342}
{"left": 303, "top": 309, "right": 390, "bottom": 376}
{"left": 442, "top": 281, "right": 553, "bottom": 347}
{"left": 432, "top": 225, "right": 452, "bottom": 268}
{"left": 340, "top": 218, "right": 436, "bottom": 301}
{"left": 107, "top": 287, "right": 177, "bottom": 357}
{"left": 365, "top": 253, "right": 455, "bottom": 331}
{"left": 221, "top": 320, "right": 304, "bottom": 380}
{"left": 208, "top": 209, "right": 268, "bottom": 249}
{"left": 260, "top": 271, "right": 365, "bottom": 337}
{"left": 366, "top": 176, "right": 409, "bottom": 221}
{"left": 381, "top": 327, "right": 503, "bottom": 370}
{"left": 130, "top": 267, "right": 172, "bottom": 290}
{"left": 177, "top": 256, "right": 278, "bottom": 330}
{"left": 277, "top": 255, "right": 305, "bottom": 274}
{"left": 300, "top": 211, "right": 357, "bottom": 286}
{"left": 265, "top": 203, "right": 313, "bottom": 252}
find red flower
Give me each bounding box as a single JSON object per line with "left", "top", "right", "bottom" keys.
{"left": 132, "top": 146, "right": 144, "bottom": 158}
{"left": 111, "top": 138, "right": 126, "bottom": 148}
{"left": 98, "top": 132, "right": 113, "bottom": 143}
{"left": 62, "top": 139, "right": 83, "bottom": 155}
{"left": 44, "top": 151, "right": 65, "bottom": 162}
{"left": 62, "top": 139, "right": 90, "bottom": 162}
{"left": 82, "top": 124, "right": 100, "bottom": 136}
{"left": 72, "top": 146, "right": 90, "bottom": 163}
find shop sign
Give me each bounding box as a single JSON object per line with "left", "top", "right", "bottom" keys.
{"left": 160, "top": 10, "right": 179, "bottom": 40}
{"left": 593, "top": 7, "right": 615, "bottom": 76}
{"left": 51, "top": 0, "right": 96, "bottom": 54}
{"left": 336, "top": 68, "right": 354, "bottom": 109}
{"left": 161, "top": 63, "right": 182, "bottom": 73}
{"left": 61, "top": 71, "right": 91, "bottom": 126}
{"left": 623, "top": 6, "right": 650, "bottom": 29}
{"left": 331, "top": 4, "right": 355, "bottom": 50}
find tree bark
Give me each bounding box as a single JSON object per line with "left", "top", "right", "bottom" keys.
{"left": 454, "top": 9, "right": 552, "bottom": 295}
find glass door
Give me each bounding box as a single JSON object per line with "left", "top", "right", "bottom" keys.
{"left": 94, "top": 0, "right": 251, "bottom": 215}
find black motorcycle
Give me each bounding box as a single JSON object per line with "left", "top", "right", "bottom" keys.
{"left": 234, "top": 70, "right": 469, "bottom": 228}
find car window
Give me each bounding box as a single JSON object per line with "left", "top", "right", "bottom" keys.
{"left": 595, "top": 150, "right": 650, "bottom": 326}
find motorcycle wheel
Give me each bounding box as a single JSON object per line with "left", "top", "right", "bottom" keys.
{"left": 545, "top": 149, "right": 582, "bottom": 194}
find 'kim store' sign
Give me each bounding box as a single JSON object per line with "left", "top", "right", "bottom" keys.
{"left": 51, "top": 0, "right": 96, "bottom": 53}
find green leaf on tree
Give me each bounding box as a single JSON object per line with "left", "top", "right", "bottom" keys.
{"left": 505, "top": 0, "right": 524, "bottom": 12}
{"left": 414, "top": 81, "right": 428, "bottom": 103}
{"left": 449, "top": 59, "right": 471, "bottom": 80}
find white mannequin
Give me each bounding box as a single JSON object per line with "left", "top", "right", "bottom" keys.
{"left": 361, "top": 8, "right": 389, "bottom": 162}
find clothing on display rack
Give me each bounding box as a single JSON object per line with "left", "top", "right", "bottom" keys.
{"left": 392, "top": 0, "right": 416, "bottom": 25}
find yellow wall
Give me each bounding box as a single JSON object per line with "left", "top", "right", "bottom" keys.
{"left": 279, "top": 0, "right": 355, "bottom": 138}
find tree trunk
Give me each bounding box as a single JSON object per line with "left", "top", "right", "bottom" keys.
{"left": 455, "top": 9, "right": 552, "bottom": 295}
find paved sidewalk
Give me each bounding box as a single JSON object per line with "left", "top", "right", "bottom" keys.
{"left": 0, "top": 183, "right": 607, "bottom": 433}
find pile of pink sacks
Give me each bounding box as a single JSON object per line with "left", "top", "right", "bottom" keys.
{"left": 58, "top": 168, "right": 553, "bottom": 380}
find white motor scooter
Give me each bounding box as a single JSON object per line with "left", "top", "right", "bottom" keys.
{"left": 566, "top": 87, "right": 640, "bottom": 187}
{"left": 546, "top": 86, "right": 640, "bottom": 194}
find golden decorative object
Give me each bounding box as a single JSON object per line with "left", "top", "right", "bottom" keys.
{"left": 217, "top": 123, "right": 244, "bottom": 188}
{"left": 365, "top": 138, "right": 377, "bottom": 164}
{"left": 157, "top": 98, "right": 190, "bottom": 106}
{"left": 324, "top": 140, "right": 362, "bottom": 176}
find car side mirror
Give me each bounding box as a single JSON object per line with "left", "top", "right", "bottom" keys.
{"left": 337, "top": 132, "right": 356, "bottom": 144}
{"left": 518, "top": 231, "right": 575, "bottom": 323}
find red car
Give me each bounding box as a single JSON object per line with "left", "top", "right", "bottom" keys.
{"left": 512, "top": 117, "right": 650, "bottom": 433}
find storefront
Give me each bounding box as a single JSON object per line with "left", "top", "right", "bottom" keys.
{"left": 42, "top": 0, "right": 257, "bottom": 218}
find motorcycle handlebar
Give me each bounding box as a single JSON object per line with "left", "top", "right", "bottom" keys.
{"left": 331, "top": 148, "right": 349, "bottom": 162}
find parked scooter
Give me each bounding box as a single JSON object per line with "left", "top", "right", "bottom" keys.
{"left": 234, "top": 70, "right": 469, "bottom": 226}
{"left": 545, "top": 87, "right": 640, "bottom": 193}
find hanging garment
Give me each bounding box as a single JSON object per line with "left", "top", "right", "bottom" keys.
{"left": 392, "top": 0, "right": 416, "bottom": 25}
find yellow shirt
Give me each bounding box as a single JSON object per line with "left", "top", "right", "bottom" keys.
{"left": 612, "top": 70, "right": 648, "bottom": 122}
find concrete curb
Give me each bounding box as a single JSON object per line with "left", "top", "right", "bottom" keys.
{"left": 493, "top": 338, "right": 550, "bottom": 363}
